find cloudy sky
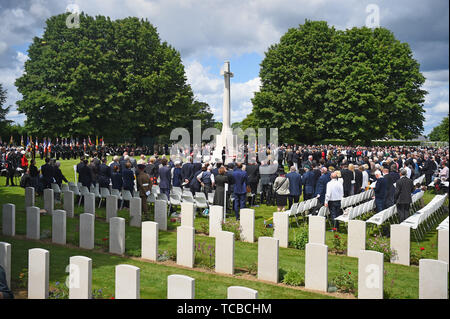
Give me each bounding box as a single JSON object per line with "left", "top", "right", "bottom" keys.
{"left": 0, "top": 0, "right": 448, "bottom": 135}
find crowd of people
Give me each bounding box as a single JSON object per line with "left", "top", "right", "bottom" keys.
{"left": 1, "top": 143, "right": 448, "bottom": 225}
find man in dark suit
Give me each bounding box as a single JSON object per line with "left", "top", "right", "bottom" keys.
{"left": 78, "top": 159, "right": 92, "bottom": 188}
{"left": 422, "top": 155, "right": 436, "bottom": 186}
{"left": 315, "top": 167, "right": 331, "bottom": 208}
{"left": 354, "top": 165, "right": 363, "bottom": 194}
{"left": 245, "top": 160, "right": 260, "bottom": 206}
{"left": 395, "top": 169, "right": 415, "bottom": 222}
{"left": 40, "top": 157, "right": 54, "bottom": 189}
{"left": 341, "top": 164, "right": 353, "bottom": 197}
{"left": 181, "top": 156, "right": 194, "bottom": 189}
{"left": 286, "top": 166, "right": 302, "bottom": 208}
{"left": 383, "top": 168, "right": 395, "bottom": 208}
{"left": 302, "top": 166, "right": 315, "bottom": 200}
{"left": 158, "top": 158, "right": 171, "bottom": 199}
{"left": 232, "top": 163, "right": 248, "bottom": 220}
{"left": 374, "top": 170, "right": 386, "bottom": 213}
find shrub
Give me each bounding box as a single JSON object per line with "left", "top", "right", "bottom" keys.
{"left": 282, "top": 269, "right": 305, "bottom": 286}
{"left": 247, "top": 262, "right": 257, "bottom": 275}
{"left": 331, "top": 232, "right": 346, "bottom": 254}
{"left": 194, "top": 242, "right": 215, "bottom": 269}
{"left": 48, "top": 282, "right": 69, "bottom": 299}
{"left": 332, "top": 270, "right": 356, "bottom": 294}
{"left": 197, "top": 219, "right": 209, "bottom": 235}
{"left": 157, "top": 250, "right": 176, "bottom": 262}
{"left": 410, "top": 246, "right": 427, "bottom": 265}
{"left": 367, "top": 235, "right": 397, "bottom": 262}
{"left": 289, "top": 226, "right": 308, "bottom": 250}
{"left": 222, "top": 219, "right": 242, "bottom": 241}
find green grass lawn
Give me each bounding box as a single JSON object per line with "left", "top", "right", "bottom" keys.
{"left": 0, "top": 156, "right": 447, "bottom": 299}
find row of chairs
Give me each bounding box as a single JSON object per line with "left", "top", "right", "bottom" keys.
{"left": 340, "top": 189, "right": 374, "bottom": 210}
{"left": 436, "top": 216, "right": 449, "bottom": 231}
{"left": 335, "top": 199, "right": 376, "bottom": 224}
{"left": 401, "top": 193, "right": 448, "bottom": 242}
{"left": 366, "top": 191, "right": 425, "bottom": 228}
{"left": 286, "top": 197, "right": 319, "bottom": 227}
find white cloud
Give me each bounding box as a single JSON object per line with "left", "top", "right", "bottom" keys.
{"left": 185, "top": 60, "right": 260, "bottom": 123}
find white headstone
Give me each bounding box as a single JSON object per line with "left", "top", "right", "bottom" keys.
{"left": 167, "top": 274, "right": 195, "bottom": 299}
{"left": 84, "top": 193, "right": 95, "bottom": 215}
{"left": 209, "top": 205, "right": 223, "bottom": 237}
{"left": 106, "top": 195, "right": 118, "bottom": 222}
{"left": 63, "top": 190, "right": 74, "bottom": 218}
{"left": 419, "top": 259, "right": 448, "bottom": 299}
{"left": 239, "top": 208, "right": 255, "bottom": 243}
{"left": 358, "top": 250, "right": 384, "bottom": 299}
{"left": 273, "top": 212, "right": 289, "bottom": 248}
{"left": 390, "top": 224, "right": 410, "bottom": 266}
{"left": 141, "top": 221, "right": 158, "bottom": 261}
{"left": 305, "top": 243, "right": 328, "bottom": 292}
{"left": 215, "top": 231, "right": 234, "bottom": 275}
{"left": 28, "top": 248, "right": 49, "bottom": 299}
{"left": 130, "top": 197, "right": 142, "bottom": 227}
{"left": 154, "top": 200, "right": 167, "bottom": 231}
{"left": 227, "top": 286, "right": 258, "bottom": 299}
{"left": 43, "top": 188, "right": 54, "bottom": 215}
{"left": 0, "top": 242, "right": 11, "bottom": 288}
{"left": 2, "top": 204, "right": 15, "bottom": 236}
{"left": 52, "top": 210, "right": 66, "bottom": 245}
{"left": 109, "top": 217, "right": 125, "bottom": 255}
{"left": 26, "top": 206, "right": 40, "bottom": 240}
{"left": 257, "top": 237, "right": 279, "bottom": 283}
{"left": 79, "top": 213, "right": 95, "bottom": 250}
{"left": 25, "top": 187, "right": 35, "bottom": 208}
{"left": 176, "top": 226, "right": 195, "bottom": 268}
{"left": 308, "top": 215, "right": 326, "bottom": 245}
{"left": 181, "top": 202, "right": 195, "bottom": 228}
{"left": 347, "top": 220, "right": 366, "bottom": 258}
{"left": 69, "top": 256, "right": 92, "bottom": 299}
{"left": 438, "top": 229, "right": 449, "bottom": 269}
{"left": 115, "top": 264, "right": 140, "bottom": 299}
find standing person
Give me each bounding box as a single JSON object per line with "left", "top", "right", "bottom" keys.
{"left": 5, "top": 149, "right": 17, "bottom": 186}
{"left": 29, "top": 159, "right": 39, "bottom": 190}
{"left": 136, "top": 164, "right": 151, "bottom": 219}
{"left": 181, "top": 156, "right": 194, "bottom": 190}
{"left": 422, "top": 155, "right": 435, "bottom": 186}
{"left": 383, "top": 167, "right": 395, "bottom": 208}
{"left": 374, "top": 170, "right": 386, "bottom": 213}
{"left": 341, "top": 164, "right": 353, "bottom": 197}
{"left": 360, "top": 165, "right": 369, "bottom": 191}
{"left": 171, "top": 161, "right": 183, "bottom": 188}
{"left": 0, "top": 265, "right": 13, "bottom": 299}
{"left": 302, "top": 165, "right": 315, "bottom": 200}
{"left": 158, "top": 158, "right": 171, "bottom": 199}
{"left": 122, "top": 162, "right": 135, "bottom": 207}
{"left": 315, "top": 167, "right": 331, "bottom": 211}
{"left": 197, "top": 164, "right": 214, "bottom": 197}
{"left": 273, "top": 168, "right": 290, "bottom": 212}
{"left": 111, "top": 165, "right": 123, "bottom": 192}
{"left": 324, "top": 172, "right": 344, "bottom": 231}
{"left": 232, "top": 163, "right": 248, "bottom": 220}
{"left": 286, "top": 166, "right": 302, "bottom": 208}
{"left": 78, "top": 159, "right": 92, "bottom": 188}
{"left": 213, "top": 166, "right": 229, "bottom": 207}
{"left": 395, "top": 169, "right": 415, "bottom": 223}
{"left": 259, "top": 161, "right": 273, "bottom": 205}
{"left": 40, "top": 157, "right": 54, "bottom": 189}
{"left": 354, "top": 165, "right": 363, "bottom": 194}
{"left": 245, "top": 159, "right": 259, "bottom": 206}
{"left": 98, "top": 158, "right": 112, "bottom": 189}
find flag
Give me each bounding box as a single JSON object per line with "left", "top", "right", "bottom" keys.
{"left": 88, "top": 136, "right": 92, "bottom": 146}
{"left": 43, "top": 138, "right": 47, "bottom": 153}
{"left": 26, "top": 136, "right": 30, "bottom": 152}
{"left": 35, "top": 137, "right": 38, "bottom": 150}
{"left": 21, "top": 135, "right": 24, "bottom": 147}
{"left": 96, "top": 136, "right": 98, "bottom": 146}
{"left": 101, "top": 136, "right": 104, "bottom": 147}
{"left": 83, "top": 138, "right": 86, "bottom": 151}
{"left": 10, "top": 136, "right": 13, "bottom": 145}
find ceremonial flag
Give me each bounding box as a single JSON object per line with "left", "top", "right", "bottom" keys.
{"left": 101, "top": 136, "right": 104, "bottom": 147}
{"left": 21, "top": 135, "right": 24, "bottom": 147}
{"left": 96, "top": 136, "right": 98, "bottom": 146}
{"left": 35, "top": 137, "right": 38, "bottom": 150}
{"left": 88, "top": 136, "right": 92, "bottom": 146}
{"left": 83, "top": 138, "right": 86, "bottom": 151}
{"left": 43, "top": 138, "right": 47, "bottom": 153}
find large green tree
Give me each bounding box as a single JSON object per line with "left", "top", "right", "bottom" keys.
{"left": 428, "top": 115, "right": 449, "bottom": 142}
{"left": 245, "top": 20, "right": 427, "bottom": 144}
{"left": 0, "top": 83, "right": 13, "bottom": 139}
{"left": 15, "top": 13, "right": 212, "bottom": 142}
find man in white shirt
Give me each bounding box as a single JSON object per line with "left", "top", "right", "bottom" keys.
{"left": 324, "top": 172, "right": 344, "bottom": 231}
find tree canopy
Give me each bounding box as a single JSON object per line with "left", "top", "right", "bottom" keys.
{"left": 15, "top": 13, "right": 213, "bottom": 142}
{"left": 0, "top": 83, "right": 13, "bottom": 138}
{"left": 244, "top": 20, "right": 427, "bottom": 144}
{"left": 428, "top": 115, "right": 449, "bottom": 142}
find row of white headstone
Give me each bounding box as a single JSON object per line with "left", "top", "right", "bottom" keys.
{"left": 0, "top": 245, "right": 258, "bottom": 299}
{"left": 0, "top": 239, "right": 447, "bottom": 299}
{"left": 272, "top": 213, "right": 449, "bottom": 268}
